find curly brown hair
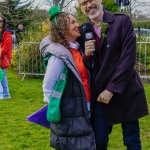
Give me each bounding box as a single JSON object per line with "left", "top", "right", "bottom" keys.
{"left": 50, "top": 13, "right": 70, "bottom": 49}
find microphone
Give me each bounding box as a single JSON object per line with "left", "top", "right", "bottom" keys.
{"left": 80, "top": 22, "right": 95, "bottom": 56}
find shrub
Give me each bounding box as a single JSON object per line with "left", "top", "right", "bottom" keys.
{"left": 133, "top": 20, "right": 150, "bottom": 28}
{"left": 11, "top": 21, "right": 50, "bottom": 74}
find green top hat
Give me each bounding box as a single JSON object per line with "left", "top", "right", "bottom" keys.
{"left": 49, "top": 6, "right": 63, "bottom": 25}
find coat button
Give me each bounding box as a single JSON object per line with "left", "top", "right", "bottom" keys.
{"left": 107, "top": 44, "right": 110, "bottom": 48}
{"left": 113, "top": 75, "right": 117, "bottom": 79}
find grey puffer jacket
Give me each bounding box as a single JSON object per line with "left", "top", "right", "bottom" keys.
{"left": 40, "top": 36, "right": 96, "bottom": 150}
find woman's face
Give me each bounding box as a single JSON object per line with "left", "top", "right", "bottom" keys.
{"left": 65, "top": 15, "right": 80, "bottom": 42}
{"left": 0, "top": 17, "right": 4, "bottom": 30}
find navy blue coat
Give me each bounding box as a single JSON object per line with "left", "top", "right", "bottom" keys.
{"left": 82, "top": 10, "right": 148, "bottom": 125}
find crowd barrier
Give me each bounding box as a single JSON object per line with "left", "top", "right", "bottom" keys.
{"left": 17, "top": 42, "right": 44, "bottom": 80}
{"left": 16, "top": 42, "right": 150, "bottom": 80}
{"left": 136, "top": 42, "right": 150, "bottom": 79}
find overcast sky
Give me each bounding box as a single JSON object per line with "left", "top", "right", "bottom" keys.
{"left": 1, "top": 0, "right": 148, "bottom": 16}
{"left": 34, "top": 0, "right": 150, "bottom": 10}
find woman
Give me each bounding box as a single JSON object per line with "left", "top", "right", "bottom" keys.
{"left": 0, "top": 15, "right": 12, "bottom": 99}
{"left": 40, "top": 6, "right": 96, "bottom": 150}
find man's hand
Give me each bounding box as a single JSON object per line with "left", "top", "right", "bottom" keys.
{"left": 97, "top": 90, "right": 113, "bottom": 104}
{"left": 85, "top": 40, "right": 95, "bottom": 56}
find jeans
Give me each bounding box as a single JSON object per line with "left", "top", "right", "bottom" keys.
{"left": 0, "top": 80, "right": 3, "bottom": 99}
{"left": 1, "top": 69, "right": 11, "bottom": 98}
{"left": 93, "top": 103, "right": 141, "bottom": 150}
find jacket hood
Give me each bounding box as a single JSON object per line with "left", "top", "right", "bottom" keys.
{"left": 40, "top": 36, "right": 82, "bottom": 84}
{"left": 6, "top": 28, "right": 14, "bottom": 34}
{"left": 3, "top": 31, "right": 13, "bottom": 35}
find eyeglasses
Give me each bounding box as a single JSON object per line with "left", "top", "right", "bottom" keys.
{"left": 0, "top": 20, "right": 3, "bottom": 23}
{"left": 79, "top": 0, "right": 95, "bottom": 7}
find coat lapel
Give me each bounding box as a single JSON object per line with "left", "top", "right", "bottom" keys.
{"left": 97, "top": 10, "right": 114, "bottom": 49}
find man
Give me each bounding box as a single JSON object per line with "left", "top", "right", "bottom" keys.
{"left": 77, "top": 0, "right": 148, "bottom": 149}
{"left": 16, "top": 23, "right": 24, "bottom": 44}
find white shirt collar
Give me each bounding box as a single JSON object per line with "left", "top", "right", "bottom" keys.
{"left": 69, "top": 41, "right": 80, "bottom": 49}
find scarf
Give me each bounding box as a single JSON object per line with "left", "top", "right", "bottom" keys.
{"left": 43, "top": 55, "right": 69, "bottom": 122}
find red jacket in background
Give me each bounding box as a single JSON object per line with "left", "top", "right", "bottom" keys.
{"left": 0, "top": 31, "right": 12, "bottom": 68}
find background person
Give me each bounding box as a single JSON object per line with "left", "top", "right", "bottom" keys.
{"left": 77, "top": 0, "right": 149, "bottom": 149}
{"left": 16, "top": 23, "right": 24, "bottom": 44}
{"left": 0, "top": 15, "right": 12, "bottom": 99}
{"left": 40, "top": 6, "right": 96, "bottom": 150}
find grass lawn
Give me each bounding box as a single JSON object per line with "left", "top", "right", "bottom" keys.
{"left": 0, "top": 70, "right": 149, "bottom": 150}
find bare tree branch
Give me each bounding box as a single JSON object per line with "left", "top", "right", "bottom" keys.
{"left": 44, "top": 0, "right": 75, "bottom": 10}
{"left": 125, "top": 0, "right": 150, "bottom": 18}
{"left": 59, "top": 0, "right": 65, "bottom": 9}
{"left": 62, "top": 0, "right": 76, "bottom": 9}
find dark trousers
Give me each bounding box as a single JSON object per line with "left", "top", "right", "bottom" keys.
{"left": 93, "top": 104, "right": 141, "bottom": 150}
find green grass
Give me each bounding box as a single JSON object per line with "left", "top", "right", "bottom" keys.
{"left": 0, "top": 70, "right": 150, "bottom": 150}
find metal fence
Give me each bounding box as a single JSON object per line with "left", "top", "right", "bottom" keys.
{"left": 16, "top": 42, "right": 150, "bottom": 80}
{"left": 17, "top": 42, "right": 44, "bottom": 80}
{"left": 136, "top": 42, "right": 150, "bottom": 79}
{"left": 134, "top": 28, "right": 150, "bottom": 42}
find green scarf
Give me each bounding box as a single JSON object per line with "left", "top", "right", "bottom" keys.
{"left": 43, "top": 55, "right": 69, "bottom": 122}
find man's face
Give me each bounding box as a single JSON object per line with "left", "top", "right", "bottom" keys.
{"left": 78, "top": 0, "right": 102, "bottom": 20}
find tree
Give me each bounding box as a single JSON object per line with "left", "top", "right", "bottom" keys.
{"left": 102, "top": 0, "right": 120, "bottom": 12}
{"left": 31, "top": 9, "right": 49, "bottom": 23}
{"left": 123, "top": 0, "right": 150, "bottom": 19}
{"left": 0, "top": 0, "right": 33, "bottom": 29}
{"left": 75, "top": 6, "right": 88, "bottom": 25}
{"left": 132, "top": 9, "right": 149, "bottom": 21}
{"left": 43, "top": 0, "right": 76, "bottom": 10}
